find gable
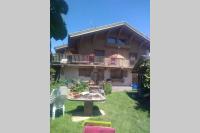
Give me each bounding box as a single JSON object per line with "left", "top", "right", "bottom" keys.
{"left": 69, "top": 22, "right": 149, "bottom": 43}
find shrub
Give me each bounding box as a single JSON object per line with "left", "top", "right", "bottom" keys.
{"left": 138, "top": 58, "right": 150, "bottom": 98}
{"left": 71, "top": 81, "right": 89, "bottom": 92}
{"left": 59, "top": 79, "right": 74, "bottom": 86}
{"left": 103, "top": 82, "right": 112, "bottom": 95}
{"left": 50, "top": 67, "right": 56, "bottom": 82}
{"left": 50, "top": 67, "right": 56, "bottom": 74}
{"left": 50, "top": 79, "right": 72, "bottom": 91}
{"left": 50, "top": 79, "right": 89, "bottom": 93}
{"left": 139, "top": 59, "right": 150, "bottom": 90}
{"left": 50, "top": 81, "right": 63, "bottom": 91}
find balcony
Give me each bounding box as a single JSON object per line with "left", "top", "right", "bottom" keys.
{"left": 52, "top": 54, "right": 132, "bottom": 68}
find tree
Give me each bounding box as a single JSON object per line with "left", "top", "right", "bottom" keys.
{"left": 134, "top": 56, "right": 150, "bottom": 98}
{"left": 50, "top": 0, "right": 68, "bottom": 62}
{"left": 139, "top": 58, "right": 150, "bottom": 90}
{"left": 50, "top": 0, "right": 68, "bottom": 40}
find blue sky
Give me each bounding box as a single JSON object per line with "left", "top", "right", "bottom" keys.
{"left": 51, "top": 0, "right": 150, "bottom": 53}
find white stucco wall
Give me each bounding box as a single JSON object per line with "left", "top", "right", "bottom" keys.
{"left": 60, "top": 66, "right": 78, "bottom": 80}
{"left": 79, "top": 76, "right": 91, "bottom": 81}
{"left": 60, "top": 66, "right": 132, "bottom": 86}
{"left": 104, "top": 69, "right": 110, "bottom": 80}
{"left": 112, "top": 79, "right": 131, "bottom": 86}
{"left": 60, "top": 66, "right": 91, "bottom": 81}
{"left": 123, "top": 69, "right": 132, "bottom": 86}
{"left": 105, "top": 68, "right": 132, "bottom": 86}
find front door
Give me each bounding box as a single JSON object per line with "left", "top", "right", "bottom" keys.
{"left": 91, "top": 68, "right": 104, "bottom": 84}
{"left": 97, "top": 69, "right": 104, "bottom": 82}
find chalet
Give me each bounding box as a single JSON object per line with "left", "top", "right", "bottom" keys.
{"left": 52, "top": 22, "right": 150, "bottom": 86}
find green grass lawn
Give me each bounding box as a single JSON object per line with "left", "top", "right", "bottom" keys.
{"left": 50, "top": 92, "right": 150, "bottom": 133}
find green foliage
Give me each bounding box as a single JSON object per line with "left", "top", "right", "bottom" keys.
{"left": 137, "top": 58, "right": 150, "bottom": 98}
{"left": 50, "top": 79, "right": 89, "bottom": 92}
{"left": 50, "top": 67, "right": 56, "bottom": 74}
{"left": 50, "top": 79, "right": 73, "bottom": 91}
{"left": 50, "top": 0, "right": 68, "bottom": 40}
{"left": 50, "top": 67, "right": 56, "bottom": 82}
{"left": 50, "top": 92, "right": 150, "bottom": 133}
{"left": 50, "top": 0, "right": 68, "bottom": 63}
{"left": 139, "top": 59, "right": 150, "bottom": 90}
{"left": 50, "top": 80, "right": 64, "bottom": 91}
{"left": 71, "top": 81, "right": 89, "bottom": 92}
{"left": 103, "top": 82, "right": 112, "bottom": 95}
{"left": 59, "top": 79, "right": 74, "bottom": 85}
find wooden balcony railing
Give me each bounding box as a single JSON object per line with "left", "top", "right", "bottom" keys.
{"left": 104, "top": 58, "right": 130, "bottom": 67}
{"left": 52, "top": 54, "right": 61, "bottom": 63}
{"left": 52, "top": 54, "right": 131, "bottom": 68}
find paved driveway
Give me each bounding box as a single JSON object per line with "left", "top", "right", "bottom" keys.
{"left": 112, "top": 86, "right": 132, "bottom": 92}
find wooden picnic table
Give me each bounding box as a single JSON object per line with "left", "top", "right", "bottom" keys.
{"left": 66, "top": 92, "right": 106, "bottom": 116}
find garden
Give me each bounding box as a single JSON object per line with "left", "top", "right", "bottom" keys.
{"left": 50, "top": 79, "right": 150, "bottom": 133}
{"left": 50, "top": 91, "right": 149, "bottom": 133}
{"left": 50, "top": 57, "right": 150, "bottom": 133}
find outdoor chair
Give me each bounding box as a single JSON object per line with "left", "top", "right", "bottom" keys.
{"left": 50, "top": 89, "right": 56, "bottom": 104}
{"left": 59, "top": 86, "right": 70, "bottom": 96}
{"left": 50, "top": 89, "right": 67, "bottom": 120}
{"left": 60, "top": 59, "right": 68, "bottom": 63}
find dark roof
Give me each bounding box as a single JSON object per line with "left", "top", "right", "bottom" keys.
{"left": 69, "top": 22, "right": 150, "bottom": 42}
{"left": 55, "top": 22, "right": 150, "bottom": 51}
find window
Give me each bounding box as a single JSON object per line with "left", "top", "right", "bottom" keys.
{"left": 79, "top": 68, "right": 92, "bottom": 77}
{"left": 129, "top": 53, "right": 137, "bottom": 65}
{"left": 123, "top": 70, "right": 128, "bottom": 77}
{"left": 117, "top": 39, "right": 127, "bottom": 45}
{"left": 107, "top": 37, "right": 127, "bottom": 45}
{"left": 94, "top": 50, "right": 105, "bottom": 56}
{"left": 110, "top": 69, "right": 123, "bottom": 79}
{"left": 107, "top": 37, "right": 116, "bottom": 44}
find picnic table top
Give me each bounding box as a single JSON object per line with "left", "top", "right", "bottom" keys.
{"left": 66, "top": 92, "right": 106, "bottom": 102}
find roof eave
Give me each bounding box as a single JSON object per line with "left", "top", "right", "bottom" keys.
{"left": 54, "top": 44, "right": 68, "bottom": 50}
{"left": 68, "top": 22, "right": 150, "bottom": 42}
{"left": 69, "top": 22, "right": 125, "bottom": 38}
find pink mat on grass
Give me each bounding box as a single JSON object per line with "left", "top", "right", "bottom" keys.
{"left": 84, "top": 125, "right": 116, "bottom": 133}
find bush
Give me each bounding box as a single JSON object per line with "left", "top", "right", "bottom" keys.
{"left": 139, "top": 59, "right": 150, "bottom": 90}
{"left": 50, "top": 81, "right": 64, "bottom": 91}
{"left": 50, "top": 79, "right": 73, "bottom": 91}
{"left": 59, "top": 79, "right": 74, "bottom": 85}
{"left": 50, "top": 67, "right": 56, "bottom": 82}
{"left": 50, "top": 79, "right": 89, "bottom": 93}
{"left": 103, "top": 82, "right": 112, "bottom": 95}
{"left": 71, "top": 81, "right": 89, "bottom": 92}
{"left": 138, "top": 58, "right": 150, "bottom": 98}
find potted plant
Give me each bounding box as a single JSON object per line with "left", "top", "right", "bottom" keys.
{"left": 70, "top": 81, "right": 89, "bottom": 98}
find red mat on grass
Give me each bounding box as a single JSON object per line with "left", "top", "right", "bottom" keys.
{"left": 83, "top": 125, "right": 116, "bottom": 133}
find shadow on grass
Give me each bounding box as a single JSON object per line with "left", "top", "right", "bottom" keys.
{"left": 67, "top": 105, "right": 102, "bottom": 116}
{"left": 50, "top": 105, "right": 102, "bottom": 118}
{"left": 50, "top": 107, "right": 65, "bottom": 118}
{"left": 126, "top": 91, "right": 150, "bottom": 114}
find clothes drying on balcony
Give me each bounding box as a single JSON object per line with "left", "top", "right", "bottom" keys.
{"left": 60, "top": 59, "right": 68, "bottom": 63}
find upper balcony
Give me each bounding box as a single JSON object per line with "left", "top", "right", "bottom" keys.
{"left": 52, "top": 54, "right": 133, "bottom": 68}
